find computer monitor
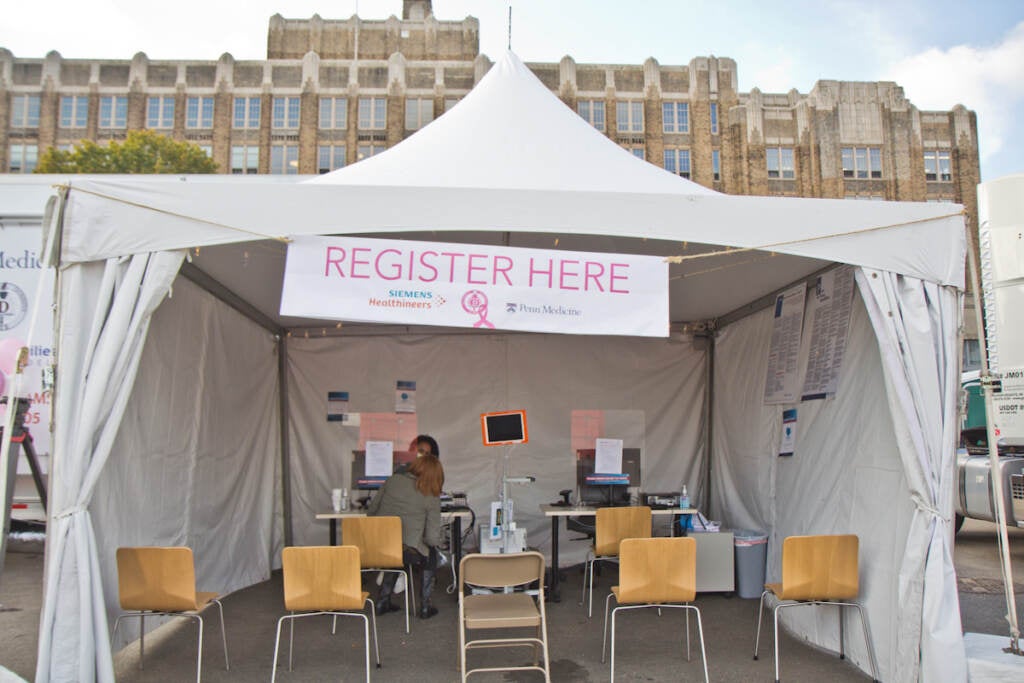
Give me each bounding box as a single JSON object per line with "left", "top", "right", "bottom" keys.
{"left": 480, "top": 410, "right": 528, "bottom": 446}
{"left": 575, "top": 448, "right": 642, "bottom": 506}
{"left": 350, "top": 449, "right": 415, "bottom": 489}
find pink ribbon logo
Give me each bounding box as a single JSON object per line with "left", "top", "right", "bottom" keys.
{"left": 462, "top": 290, "right": 495, "bottom": 329}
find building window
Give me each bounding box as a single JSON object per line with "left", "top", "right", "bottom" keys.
{"left": 319, "top": 97, "right": 348, "bottom": 129}
{"left": 98, "top": 96, "right": 128, "bottom": 128}
{"left": 270, "top": 144, "right": 298, "bottom": 174}
{"left": 197, "top": 144, "right": 213, "bottom": 158}
{"left": 444, "top": 98, "right": 460, "bottom": 112}
{"left": 60, "top": 96, "right": 88, "bottom": 128}
{"left": 616, "top": 100, "right": 644, "bottom": 133}
{"left": 272, "top": 96, "right": 301, "bottom": 130}
{"left": 664, "top": 148, "right": 691, "bottom": 179}
{"left": 186, "top": 97, "right": 214, "bottom": 129}
{"left": 405, "top": 98, "right": 434, "bottom": 130}
{"left": 663, "top": 101, "right": 689, "bottom": 134}
{"left": 358, "top": 97, "right": 387, "bottom": 130}
{"left": 924, "top": 150, "right": 952, "bottom": 182}
{"left": 357, "top": 142, "right": 386, "bottom": 161}
{"left": 233, "top": 97, "right": 261, "bottom": 129}
{"left": 626, "top": 146, "right": 645, "bottom": 160}
{"left": 230, "top": 145, "right": 259, "bottom": 174}
{"left": 577, "top": 100, "right": 606, "bottom": 131}
{"left": 963, "top": 339, "right": 982, "bottom": 372}
{"left": 146, "top": 96, "right": 175, "bottom": 129}
{"left": 712, "top": 149, "right": 721, "bottom": 181}
{"left": 766, "top": 147, "right": 795, "bottom": 179}
{"left": 842, "top": 147, "right": 882, "bottom": 179}
{"left": 710, "top": 102, "right": 719, "bottom": 135}
{"left": 10, "top": 95, "right": 41, "bottom": 128}
{"left": 7, "top": 143, "right": 38, "bottom": 173}
{"left": 318, "top": 144, "right": 346, "bottom": 174}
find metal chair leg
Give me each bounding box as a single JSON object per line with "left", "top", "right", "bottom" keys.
{"left": 270, "top": 615, "right": 288, "bottom": 683}
{"left": 213, "top": 598, "right": 230, "bottom": 670}
{"left": 365, "top": 599, "right": 381, "bottom": 668}
{"left": 685, "top": 603, "right": 691, "bottom": 662}
{"left": 139, "top": 613, "right": 145, "bottom": 669}
{"left": 690, "top": 606, "right": 710, "bottom": 683}
{"left": 837, "top": 603, "right": 845, "bottom": 659}
{"left": 193, "top": 615, "right": 204, "bottom": 683}
{"left": 753, "top": 589, "right": 768, "bottom": 660}
{"left": 610, "top": 605, "right": 619, "bottom": 682}
{"left": 601, "top": 592, "right": 615, "bottom": 662}
{"left": 773, "top": 603, "right": 782, "bottom": 683}
{"left": 288, "top": 611, "right": 295, "bottom": 671}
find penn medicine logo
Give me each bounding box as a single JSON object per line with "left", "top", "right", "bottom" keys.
{"left": 0, "top": 282, "right": 28, "bottom": 332}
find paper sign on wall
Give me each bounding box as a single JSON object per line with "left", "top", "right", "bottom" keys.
{"left": 365, "top": 441, "right": 394, "bottom": 476}
{"left": 280, "top": 235, "right": 669, "bottom": 337}
{"left": 779, "top": 409, "right": 797, "bottom": 456}
{"left": 595, "top": 438, "right": 624, "bottom": 474}
{"left": 395, "top": 380, "right": 416, "bottom": 413}
{"left": 764, "top": 283, "right": 807, "bottom": 404}
{"left": 327, "top": 390, "right": 349, "bottom": 422}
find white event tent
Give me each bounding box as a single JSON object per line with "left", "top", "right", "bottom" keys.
{"left": 35, "top": 52, "right": 967, "bottom": 681}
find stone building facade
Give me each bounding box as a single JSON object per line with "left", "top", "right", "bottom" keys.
{"left": 0, "top": 0, "right": 980, "bottom": 236}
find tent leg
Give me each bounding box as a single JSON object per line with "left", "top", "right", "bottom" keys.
{"left": 278, "top": 334, "right": 293, "bottom": 548}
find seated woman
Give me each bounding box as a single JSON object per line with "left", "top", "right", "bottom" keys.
{"left": 368, "top": 453, "right": 444, "bottom": 619}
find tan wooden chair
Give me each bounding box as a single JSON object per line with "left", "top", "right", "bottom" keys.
{"left": 458, "top": 551, "right": 551, "bottom": 682}
{"left": 601, "top": 537, "right": 708, "bottom": 682}
{"left": 273, "top": 546, "right": 380, "bottom": 683}
{"left": 581, "top": 505, "right": 652, "bottom": 617}
{"left": 341, "top": 516, "right": 413, "bottom": 632}
{"left": 753, "top": 534, "right": 880, "bottom": 683}
{"left": 113, "top": 546, "right": 229, "bottom": 683}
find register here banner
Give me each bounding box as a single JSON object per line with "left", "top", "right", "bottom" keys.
{"left": 280, "top": 235, "right": 669, "bottom": 337}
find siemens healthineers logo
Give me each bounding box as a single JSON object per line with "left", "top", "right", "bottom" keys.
{"left": 505, "top": 302, "right": 582, "bottom": 317}
{"left": 367, "top": 289, "right": 446, "bottom": 310}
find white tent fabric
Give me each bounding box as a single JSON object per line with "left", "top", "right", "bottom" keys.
{"left": 710, "top": 283, "right": 912, "bottom": 678}
{"left": 58, "top": 54, "right": 964, "bottom": 288}
{"left": 89, "top": 276, "right": 282, "bottom": 650}
{"left": 856, "top": 270, "right": 966, "bottom": 682}
{"left": 286, "top": 332, "right": 706, "bottom": 558}
{"left": 36, "top": 49, "right": 970, "bottom": 682}
{"left": 37, "top": 251, "right": 183, "bottom": 682}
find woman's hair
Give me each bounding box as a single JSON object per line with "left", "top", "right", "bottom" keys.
{"left": 409, "top": 454, "right": 444, "bottom": 497}
{"left": 416, "top": 434, "right": 440, "bottom": 458}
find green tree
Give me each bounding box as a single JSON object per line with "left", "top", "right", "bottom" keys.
{"left": 35, "top": 130, "right": 219, "bottom": 174}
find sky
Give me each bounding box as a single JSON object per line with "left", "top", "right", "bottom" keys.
{"left": 2, "top": 0, "right": 1023, "bottom": 181}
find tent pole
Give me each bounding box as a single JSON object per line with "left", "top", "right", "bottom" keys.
{"left": 702, "top": 328, "right": 715, "bottom": 515}
{"left": 277, "top": 334, "right": 293, "bottom": 548}
{"left": 965, "top": 221, "right": 1021, "bottom": 651}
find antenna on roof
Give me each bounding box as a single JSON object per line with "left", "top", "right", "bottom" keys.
{"left": 507, "top": 4, "right": 513, "bottom": 50}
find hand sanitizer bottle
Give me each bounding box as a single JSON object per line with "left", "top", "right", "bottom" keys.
{"left": 679, "top": 485, "right": 689, "bottom": 510}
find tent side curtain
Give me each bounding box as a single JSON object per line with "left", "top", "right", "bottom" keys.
{"left": 855, "top": 269, "right": 967, "bottom": 682}
{"left": 61, "top": 181, "right": 965, "bottom": 288}
{"left": 90, "top": 275, "right": 282, "bottom": 651}
{"left": 710, "top": 283, "right": 912, "bottom": 680}
{"left": 36, "top": 250, "right": 184, "bottom": 683}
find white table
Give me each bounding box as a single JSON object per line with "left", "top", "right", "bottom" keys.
{"left": 540, "top": 504, "right": 698, "bottom": 602}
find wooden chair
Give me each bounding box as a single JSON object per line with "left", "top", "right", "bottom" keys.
{"left": 273, "top": 546, "right": 381, "bottom": 683}
{"left": 753, "top": 534, "right": 880, "bottom": 683}
{"left": 581, "top": 506, "right": 652, "bottom": 617}
{"left": 601, "top": 537, "right": 708, "bottom": 683}
{"left": 113, "top": 547, "right": 229, "bottom": 683}
{"left": 458, "top": 551, "right": 551, "bottom": 682}
{"left": 341, "top": 516, "right": 413, "bottom": 633}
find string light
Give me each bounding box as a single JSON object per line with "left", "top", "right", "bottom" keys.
{"left": 242, "top": 250, "right": 250, "bottom": 267}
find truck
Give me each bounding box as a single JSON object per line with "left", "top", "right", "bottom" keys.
{"left": 954, "top": 174, "right": 1024, "bottom": 533}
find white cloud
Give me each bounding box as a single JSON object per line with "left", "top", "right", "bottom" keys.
{"left": 885, "top": 21, "right": 1024, "bottom": 172}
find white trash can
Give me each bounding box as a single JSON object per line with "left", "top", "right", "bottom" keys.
{"left": 734, "top": 530, "right": 768, "bottom": 598}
